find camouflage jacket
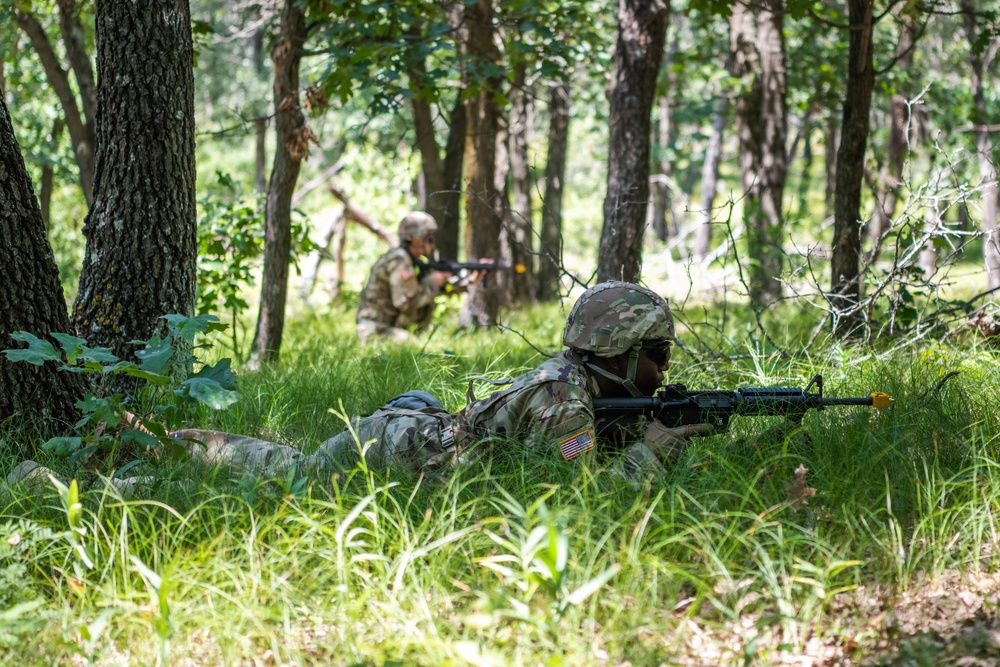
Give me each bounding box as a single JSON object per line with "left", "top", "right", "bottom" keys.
{"left": 356, "top": 247, "right": 439, "bottom": 330}
{"left": 311, "top": 350, "right": 667, "bottom": 482}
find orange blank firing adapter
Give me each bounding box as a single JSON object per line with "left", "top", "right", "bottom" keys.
{"left": 870, "top": 392, "right": 893, "bottom": 409}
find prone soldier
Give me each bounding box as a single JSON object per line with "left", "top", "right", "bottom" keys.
{"left": 176, "top": 281, "right": 713, "bottom": 483}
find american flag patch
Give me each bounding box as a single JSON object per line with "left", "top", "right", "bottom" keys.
{"left": 559, "top": 429, "right": 595, "bottom": 460}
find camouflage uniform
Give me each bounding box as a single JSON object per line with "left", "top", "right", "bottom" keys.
{"left": 175, "top": 350, "right": 665, "bottom": 481}
{"left": 357, "top": 212, "right": 441, "bottom": 343}
{"left": 356, "top": 247, "right": 439, "bottom": 343}
{"left": 178, "top": 281, "right": 684, "bottom": 482}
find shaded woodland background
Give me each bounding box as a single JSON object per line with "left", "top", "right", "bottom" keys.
{"left": 2, "top": 0, "right": 999, "bottom": 421}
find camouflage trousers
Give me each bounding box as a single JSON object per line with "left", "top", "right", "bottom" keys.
{"left": 174, "top": 405, "right": 458, "bottom": 478}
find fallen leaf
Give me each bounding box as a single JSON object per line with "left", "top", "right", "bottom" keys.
{"left": 786, "top": 464, "right": 817, "bottom": 510}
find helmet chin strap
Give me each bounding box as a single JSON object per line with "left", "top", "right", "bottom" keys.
{"left": 583, "top": 345, "right": 644, "bottom": 397}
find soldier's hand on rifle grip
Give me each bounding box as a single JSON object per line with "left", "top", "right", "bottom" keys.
{"left": 468, "top": 258, "right": 492, "bottom": 285}
{"left": 646, "top": 421, "right": 715, "bottom": 464}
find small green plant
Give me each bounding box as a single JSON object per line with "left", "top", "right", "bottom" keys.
{"left": 131, "top": 555, "right": 173, "bottom": 665}
{"left": 3, "top": 314, "right": 238, "bottom": 469}
{"left": 477, "top": 492, "right": 620, "bottom": 643}
{"left": 197, "top": 172, "right": 315, "bottom": 360}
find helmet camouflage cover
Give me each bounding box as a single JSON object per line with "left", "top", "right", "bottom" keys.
{"left": 398, "top": 211, "right": 438, "bottom": 242}
{"left": 563, "top": 281, "right": 674, "bottom": 357}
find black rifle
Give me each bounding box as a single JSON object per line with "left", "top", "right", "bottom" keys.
{"left": 592, "top": 374, "right": 892, "bottom": 432}
{"left": 417, "top": 258, "right": 526, "bottom": 274}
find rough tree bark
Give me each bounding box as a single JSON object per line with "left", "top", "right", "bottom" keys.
{"left": 692, "top": 94, "right": 728, "bottom": 260}
{"left": 501, "top": 59, "right": 536, "bottom": 305}
{"left": 867, "top": 12, "right": 917, "bottom": 262}
{"left": 597, "top": 0, "right": 669, "bottom": 283}
{"left": 537, "top": 79, "right": 571, "bottom": 302}
{"left": 14, "top": 9, "right": 95, "bottom": 206}
{"left": 249, "top": 0, "right": 308, "bottom": 364}
{"left": 0, "top": 96, "right": 84, "bottom": 425}
{"left": 459, "top": 0, "right": 503, "bottom": 327}
{"left": 71, "top": 0, "right": 197, "bottom": 358}
{"left": 961, "top": 0, "right": 1000, "bottom": 290}
{"left": 830, "top": 0, "right": 876, "bottom": 334}
{"left": 729, "top": 0, "right": 787, "bottom": 307}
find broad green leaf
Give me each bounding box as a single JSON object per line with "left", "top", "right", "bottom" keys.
{"left": 76, "top": 396, "right": 121, "bottom": 428}
{"left": 79, "top": 346, "right": 118, "bottom": 364}
{"left": 191, "top": 358, "right": 236, "bottom": 390}
{"left": 4, "top": 332, "right": 59, "bottom": 365}
{"left": 162, "top": 313, "right": 224, "bottom": 341}
{"left": 178, "top": 378, "right": 239, "bottom": 410}
{"left": 42, "top": 437, "right": 84, "bottom": 456}
{"left": 135, "top": 337, "right": 174, "bottom": 375}
{"left": 123, "top": 366, "right": 172, "bottom": 386}
{"left": 121, "top": 430, "right": 161, "bottom": 448}
{"left": 50, "top": 332, "right": 87, "bottom": 363}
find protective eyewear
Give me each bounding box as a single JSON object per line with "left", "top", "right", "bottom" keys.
{"left": 642, "top": 342, "right": 671, "bottom": 366}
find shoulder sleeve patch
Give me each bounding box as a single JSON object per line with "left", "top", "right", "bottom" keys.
{"left": 400, "top": 267, "right": 414, "bottom": 281}
{"left": 558, "top": 429, "right": 595, "bottom": 460}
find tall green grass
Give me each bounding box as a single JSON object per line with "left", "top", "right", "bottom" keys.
{"left": 2, "top": 301, "right": 999, "bottom": 665}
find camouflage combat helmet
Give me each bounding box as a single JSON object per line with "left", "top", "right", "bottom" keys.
{"left": 398, "top": 211, "right": 438, "bottom": 243}
{"left": 563, "top": 281, "right": 674, "bottom": 397}
{"left": 563, "top": 281, "right": 674, "bottom": 356}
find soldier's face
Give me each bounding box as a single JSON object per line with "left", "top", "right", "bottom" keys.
{"left": 633, "top": 343, "right": 671, "bottom": 395}
{"left": 409, "top": 235, "right": 435, "bottom": 258}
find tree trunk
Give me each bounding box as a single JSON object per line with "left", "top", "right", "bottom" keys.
{"left": 962, "top": 0, "right": 1000, "bottom": 289}
{"left": 40, "top": 119, "right": 64, "bottom": 230}
{"left": 730, "top": 0, "right": 787, "bottom": 307}
{"left": 14, "top": 9, "right": 95, "bottom": 207}
{"left": 692, "top": 94, "right": 728, "bottom": 260}
{"left": 651, "top": 23, "right": 681, "bottom": 242}
{"left": 407, "top": 18, "right": 466, "bottom": 263}
{"left": 503, "top": 60, "right": 535, "bottom": 304}
{"left": 0, "top": 96, "right": 84, "bottom": 425}
{"left": 537, "top": 79, "right": 571, "bottom": 302}
{"left": 72, "top": 0, "right": 197, "bottom": 358}
{"left": 437, "top": 94, "right": 467, "bottom": 262}
{"left": 830, "top": 0, "right": 876, "bottom": 334}
{"left": 824, "top": 108, "right": 840, "bottom": 213}
{"left": 495, "top": 121, "right": 514, "bottom": 306}
{"left": 409, "top": 51, "right": 446, "bottom": 218}
{"left": 597, "top": 0, "right": 669, "bottom": 283}
{"left": 459, "top": 0, "right": 503, "bottom": 327}
{"left": 867, "top": 13, "right": 917, "bottom": 263}
{"left": 254, "top": 117, "right": 267, "bottom": 193}
{"left": 57, "top": 0, "right": 97, "bottom": 144}
{"left": 249, "top": 0, "right": 307, "bottom": 364}
{"left": 408, "top": 67, "right": 466, "bottom": 263}
{"left": 796, "top": 103, "right": 816, "bottom": 219}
